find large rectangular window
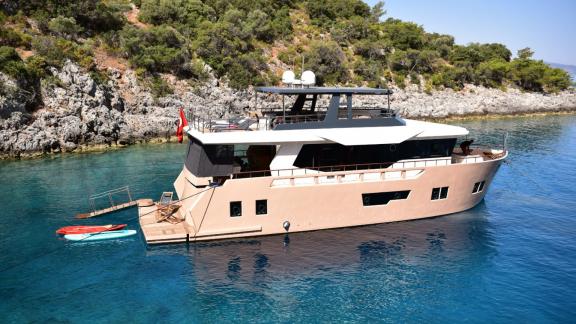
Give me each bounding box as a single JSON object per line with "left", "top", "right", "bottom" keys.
{"left": 362, "top": 190, "right": 410, "bottom": 206}
{"left": 293, "top": 139, "right": 456, "bottom": 170}
{"left": 431, "top": 187, "right": 449, "bottom": 200}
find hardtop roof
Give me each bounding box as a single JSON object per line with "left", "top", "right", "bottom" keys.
{"left": 256, "top": 86, "right": 392, "bottom": 95}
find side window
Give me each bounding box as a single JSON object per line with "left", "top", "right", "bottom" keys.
{"left": 472, "top": 182, "right": 480, "bottom": 193}
{"left": 472, "top": 181, "right": 486, "bottom": 194}
{"left": 230, "top": 201, "right": 242, "bottom": 217}
{"left": 431, "top": 187, "right": 440, "bottom": 200}
{"left": 431, "top": 187, "right": 449, "bottom": 200}
{"left": 440, "top": 187, "right": 448, "bottom": 199}
{"left": 362, "top": 191, "right": 410, "bottom": 206}
{"left": 256, "top": 199, "right": 267, "bottom": 215}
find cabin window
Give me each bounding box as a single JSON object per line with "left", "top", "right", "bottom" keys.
{"left": 205, "top": 144, "right": 234, "bottom": 164}
{"left": 256, "top": 199, "right": 267, "bottom": 215}
{"left": 293, "top": 139, "right": 456, "bottom": 170}
{"left": 431, "top": 187, "right": 449, "bottom": 200}
{"left": 362, "top": 190, "right": 410, "bottom": 206}
{"left": 230, "top": 201, "right": 242, "bottom": 217}
{"left": 472, "top": 181, "right": 486, "bottom": 193}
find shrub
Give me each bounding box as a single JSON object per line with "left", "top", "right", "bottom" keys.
{"left": 353, "top": 58, "right": 383, "bottom": 84}
{"left": 0, "top": 46, "right": 27, "bottom": 77}
{"left": 0, "top": 46, "right": 41, "bottom": 107}
{"left": 32, "top": 36, "right": 94, "bottom": 68}
{"left": 120, "top": 26, "right": 190, "bottom": 75}
{"left": 476, "top": 59, "right": 510, "bottom": 88}
{"left": 9, "top": 1, "right": 124, "bottom": 34}
{"left": 139, "top": 0, "right": 215, "bottom": 27}
{"left": 225, "top": 52, "right": 268, "bottom": 89}
{"left": 305, "top": 40, "right": 349, "bottom": 85}
{"left": 430, "top": 67, "right": 467, "bottom": 90}
{"left": 424, "top": 78, "right": 433, "bottom": 94}
{"left": 149, "top": 76, "right": 173, "bottom": 98}
{"left": 409, "top": 72, "right": 420, "bottom": 86}
{"left": 542, "top": 67, "right": 571, "bottom": 93}
{"left": 48, "top": 16, "right": 83, "bottom": 39}
{"left": 393, "top": 74, "right": 405, "bottom": 89}
{"left": 306, "top": 0, "right": 371, "bottom": 27}
{"left": 0, "top": 27, "right": 32, "bottom": 48}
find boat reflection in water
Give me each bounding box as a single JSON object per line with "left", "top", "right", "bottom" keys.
{"left": 147, "top": 203, "right": 495, "bottom": 287}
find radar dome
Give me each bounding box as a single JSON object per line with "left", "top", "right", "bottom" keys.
{"left": 301, "top": 70, "right": 316, "bottom": 86}
{"left": 282, "top": 70, "right": 295, "bottom": 85}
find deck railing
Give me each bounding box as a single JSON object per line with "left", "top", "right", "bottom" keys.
{"left": 227, "top": 150, "right": 506, "bottom": 181}
{"left": 231, "top": 159, "right": 445, "bottom": 180}
{"left": 186, "top": 106, "right": 396, "bottom": 133}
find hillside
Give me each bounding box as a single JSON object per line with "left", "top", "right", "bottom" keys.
{"left": 0, "top": 0, "right": 575, "bottom": 158}
{"left": 1, "top": 0, "right": 572, "bottom": 95}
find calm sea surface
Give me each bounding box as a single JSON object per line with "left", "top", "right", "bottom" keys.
{"left": 1, "top": 115, "right": 575, "bottom": 323}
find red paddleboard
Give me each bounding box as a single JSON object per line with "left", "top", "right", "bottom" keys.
{"left": 56, "top": 224, "right": 127, "bottom": 235}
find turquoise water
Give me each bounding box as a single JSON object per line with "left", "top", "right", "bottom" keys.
{"left": 1, "top": 115, "right": 576, "bottom": 323}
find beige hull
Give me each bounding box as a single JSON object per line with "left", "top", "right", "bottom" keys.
{"left": 139, "top": 152, "right": 506, "bottom": 244}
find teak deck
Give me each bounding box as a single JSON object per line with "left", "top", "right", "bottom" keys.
{"left": 139, "top": 203, "right": 189, "bottom": 244}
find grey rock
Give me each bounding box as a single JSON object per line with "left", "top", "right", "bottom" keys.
{"left": 1, "top": 60, "right": 575, "bottom": 158}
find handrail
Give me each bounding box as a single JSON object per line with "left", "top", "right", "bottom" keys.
{"left": 89, "top": 186, "right": 131, "bottom": 199}
{"left": 229, "top": 150, "right": 506, "bottom": 180}
{"left": 186, "top": 105, "right": 397, "bottom": 133}
{"left": 231, "top": 160, "right": 424, "bottom": 179}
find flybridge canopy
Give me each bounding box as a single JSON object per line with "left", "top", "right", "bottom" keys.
{"left": 256, "top": 87, "right": 393, "bottom": 95}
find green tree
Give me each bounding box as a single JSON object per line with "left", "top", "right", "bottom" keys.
{"left": 370, "top": 1, "right": 386, "bottom": 23}
{"left": 476, "top": 59, "right": 510, "bottom": 88}
{"left": 381, "top": 19, "right": 425, "bottom": 50}
{"left": 517, "top": 47, "right": 534, "bottom": 60}
{"left": 542, "top": 67, "right": 571, "bottom": 93}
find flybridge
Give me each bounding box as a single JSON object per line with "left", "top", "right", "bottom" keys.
{"left": 254, "top": 86, "right": 397, "bottom": 131}
{"left": 255, "top": 86, "right": 393, "bottom": 95}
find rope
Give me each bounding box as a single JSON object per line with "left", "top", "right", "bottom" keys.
{"left": 503, "top": 160, "right": 553, "bottom": 195}
{"left": 192, "top": 186, "right": 217, "bottom": 239}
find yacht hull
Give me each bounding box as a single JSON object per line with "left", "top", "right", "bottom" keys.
{"left": 139, "top": 154, "right": 505, "bottom": 244}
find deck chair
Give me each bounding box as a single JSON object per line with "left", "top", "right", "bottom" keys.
{"left": 156, "top": 192, "right": 180, "bottom": 223}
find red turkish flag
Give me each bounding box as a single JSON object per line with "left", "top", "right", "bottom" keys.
{"left": 177, "top": 108, "right": 188, "bottom": 143}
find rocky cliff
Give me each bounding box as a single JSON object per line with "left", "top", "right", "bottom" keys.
{"left": 1, "top": 61, "right": 575, "bottom": 158}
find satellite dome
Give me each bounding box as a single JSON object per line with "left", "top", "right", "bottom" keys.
{"left": 301, "top": 70, "right": 316, "bottom": 86}
{"left": 282, "top": 70, "right": 295, "bottom": 85}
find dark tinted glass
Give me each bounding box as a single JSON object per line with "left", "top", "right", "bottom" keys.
{"left": 230, "top": 201, "right": 242, "bottom": 217}
{"left": 256, "top": 199, "right": 267, "bottom": 215}
{"left": 362, "top": 191, "right": 410, "bottom": 206}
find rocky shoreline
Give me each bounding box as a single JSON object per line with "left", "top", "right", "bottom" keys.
{"left": 1, "top": 61, "right": 575, "bottom": 160}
